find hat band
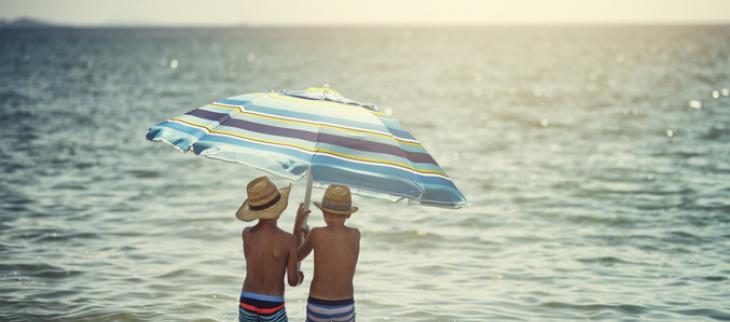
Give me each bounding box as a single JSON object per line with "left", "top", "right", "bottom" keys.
{"left": 249, "top": 193, "right": 281, "bottom": 211}
{"left": 321, "top": 200, "right": 352, "bottom": 212}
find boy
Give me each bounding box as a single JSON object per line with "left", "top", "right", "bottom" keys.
{"left": 236, "top": 176, "right": 304, "bottom": 322}
{"left": 294, "top": 184, "right": 360, "bottom": 322}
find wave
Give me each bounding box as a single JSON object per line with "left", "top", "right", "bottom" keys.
{"left": 539, "top": 301, "right": 647, "bottom": 315}
{"left": 576, "top": 256, "right": 640, "bottom": 266}
{"left": 0, "top": 263, "right": 83, "bottom": 279}
{"left": 675, "top": 308, "right": 730, "bottom": 321}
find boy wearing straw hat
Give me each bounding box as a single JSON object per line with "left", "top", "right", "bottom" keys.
{"left": 236, "top": 176, "right": 304, "bottom": 322}
{"left": 294, "top": 184, "right": 360, "bottom": 322}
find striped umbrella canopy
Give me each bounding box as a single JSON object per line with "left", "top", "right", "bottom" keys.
{"left": 146, "top": 86, "right": 466, "bottom": 208}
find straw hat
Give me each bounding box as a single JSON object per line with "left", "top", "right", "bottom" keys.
{"left": 314, "top": 184, "right": 358, "bottom": 215}
{"left": 236, "top": 176, "right": 291, "bottom": 222}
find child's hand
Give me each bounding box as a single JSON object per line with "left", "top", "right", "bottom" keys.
{"left": 301, "top": 224, "right": 310, "bottom": 239}
{"left": 296, "top": 203, "right": 311, "bottom": 223}
{"left": 297, "top": 203, "right": 311, "bottom": 216}
{"left": 294, "top": 203, "right": 311, "bottom": 245}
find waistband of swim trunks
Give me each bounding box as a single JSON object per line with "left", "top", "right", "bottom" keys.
{"left": 241, "top": 291, "right": 285, "bottom": 303}
{"left": 307, "top": 296, "right": 354, "bottom": 306}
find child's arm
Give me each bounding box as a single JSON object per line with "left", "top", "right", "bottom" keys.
{"left": 286, "top": 235, "right": 304, "bottom": 286}
{"left": 297, "top": 228, "right": 316, "bottom": 262}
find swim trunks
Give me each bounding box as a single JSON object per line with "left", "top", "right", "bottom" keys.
{"left": 239, "top": 291, "right": 287, "bottom": 322}
{"left": 305, "top": 296, "right": 355, "bottom": 322}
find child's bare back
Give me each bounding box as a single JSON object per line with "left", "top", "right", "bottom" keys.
{"left": 242, "top": 223, "right": 299, "bottom": 296}
{"left": 306, "top": 224, "right": 360, "bottom": 299}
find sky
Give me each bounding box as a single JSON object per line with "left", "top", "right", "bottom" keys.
{"left": 1, "top": 0, "right": 730, "bottom": 26}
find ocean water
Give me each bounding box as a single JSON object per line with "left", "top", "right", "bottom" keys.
{"left": 1, "top": 26, "right": 729, "bottom": 321}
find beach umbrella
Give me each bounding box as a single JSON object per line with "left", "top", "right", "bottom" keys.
{"left": 145, "top": 86, "right": 466, "bottom": 210}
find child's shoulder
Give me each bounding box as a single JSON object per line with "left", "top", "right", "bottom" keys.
{"left": 309, "top": 226, "right": 326, "bottom": 236}
{"left": 275, "top": 227, "right": 296, "bottom": 239}
{"left": 317, "top": 226, "right": 359, "bottom": 239}
{"left": 347, "top": 226, "right": 360, "bottom": 238}
{"left": 343, "top": 224, "right": 359, "bottom": 233}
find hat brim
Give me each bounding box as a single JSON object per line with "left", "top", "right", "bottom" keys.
{"left": 236, "top": 185, "right": 291, "bottom": 222}
{"left": 313, "top": 201, "right": 358, "bottom": 215}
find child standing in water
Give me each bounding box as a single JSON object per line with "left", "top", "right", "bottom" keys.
{"left": 295, "top": 184, "right": 360, "bottom": 322}
{"left": 236, "top": 176, "right": 303, "bottom": 322}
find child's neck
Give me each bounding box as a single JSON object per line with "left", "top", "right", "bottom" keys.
{"left": 326, "top": 222, "right": 347, "bottom": 229}
{"left": 257, "top": 219, "right": 278, "bottom": 228}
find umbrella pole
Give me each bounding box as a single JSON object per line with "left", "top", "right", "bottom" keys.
{"left": 296, "top": 169, "right": 313, "bottom": 245}
{"left": 303, "top": 169, "right": 314, "bottom": 211}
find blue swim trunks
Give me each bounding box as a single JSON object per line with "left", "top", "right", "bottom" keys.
{"left": 305, "top": 296, "right": 355, "bottom": 322}
{"left": 239, "top": 291, "right": 287, "bottom": 322}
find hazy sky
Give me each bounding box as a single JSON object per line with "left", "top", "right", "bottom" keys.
{"left": 2, "top": 0, "right": 730, "bottom": 26}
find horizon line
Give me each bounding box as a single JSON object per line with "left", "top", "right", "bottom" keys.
{"left": 3, "top": 16, "right": 730, "bottom": 28}
{"left": 5, "top": 21, "right": 730, "bottom": 29}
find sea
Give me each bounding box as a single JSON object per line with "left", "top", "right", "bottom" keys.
{"left": 1, "top": 26, "right": 729, "bottom": 321}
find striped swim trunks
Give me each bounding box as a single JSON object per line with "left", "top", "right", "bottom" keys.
{"left": 239, "top": 291, "right": 288, "bottom": 322}
{"left": 306, "top": 296, "right": 355, "bottom": 322}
